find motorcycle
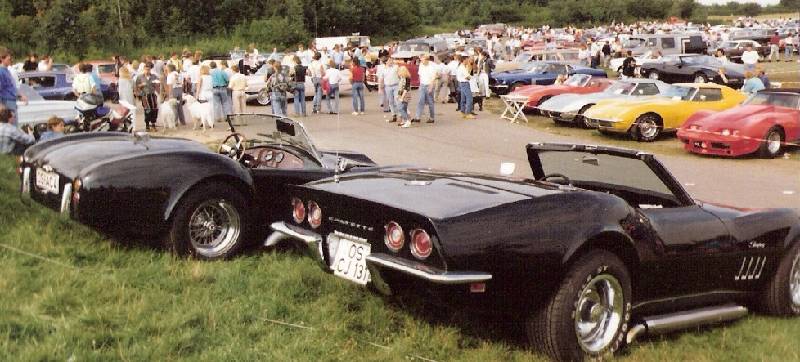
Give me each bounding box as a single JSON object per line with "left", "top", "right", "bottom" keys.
{"left": 74, "top": 93, "right": 135, "bottom": 133}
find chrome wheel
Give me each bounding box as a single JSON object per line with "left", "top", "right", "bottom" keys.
{"left": 637, "top": 118, "right": 659, "bottom": 139}
{"left": 188, "top": 199, "right": 241, "bottom": 258}
{"left": 767, "top": 131, "right": 782, "bottom": 155}
{"left": 257, "top": 89, "right": 271, "bottom": 106}
{"left": 790, "top": 252, "right": 800, "bottom": 307}
{"left": 648, "top": 72, "right": 659, "bottom": 80}
{"left": 694, "top": 74, "right": 707, "bottom": 83}
{"left": 574, "top": 274, "right": 624, "bottom": 353}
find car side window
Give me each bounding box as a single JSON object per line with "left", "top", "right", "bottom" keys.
{"left": 694, "top": 88, "right": 722, "bottom": 102}
{"left": 550, "top": 64, "right": 567, "bottom": 74}
{"left": 662, "top": 38, "right": 676, "bottom": 49}
{"left": 636, "top": 83, "right": 660, "bottom": 95}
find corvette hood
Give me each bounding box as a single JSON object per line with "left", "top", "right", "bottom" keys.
{"left": 24, "top": 133, "right": 212, "bottom": 179}
{"left": 540, "top": 93, "right": 629, "bottom": 112}
{"left": 493, "top": 70, "right": 545, "bottom": 81}
{"left": 302, "top": 168, "right": 567, "bottom": 220}
{"left": 689, "top": 105, "right": 773, "bottom": 129}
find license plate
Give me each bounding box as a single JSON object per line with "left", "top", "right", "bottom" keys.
{"left": 35, "top": 168, "right": 59, "bottom": 194}
{"left": 332, "top": 238, "right": 371, "bottom": 285}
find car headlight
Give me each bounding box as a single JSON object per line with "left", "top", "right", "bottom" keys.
{"left": 720, "top": 129, "right": 739, "bottom": 137}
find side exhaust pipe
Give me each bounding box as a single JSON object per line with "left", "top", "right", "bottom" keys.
{"left": 626, "top": 304, "right": 748, "bottom": 345}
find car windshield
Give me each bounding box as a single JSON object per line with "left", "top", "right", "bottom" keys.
{"left": 230, "top": 114, "right": 320, "bottom": 161}
{"left": 514, "top": 53, "right": 532, "bottom": 63}
{"left": 531, "top": 149, "right": 678, "bottom": 203}
{"left": 16, "top": 84, "right": 45, "bottom": 101}
{"left": 398, "top": 43, "right": 429, "bottom": 52}
{"left": 744, "top": 92, "right": 800, "bottom": 109}
{"left": 605, "top": 81, "right": 636, "bottom": 95}
{"left": 523, "top": 63, "right": 548, "bottom": 73}
{"left": 564, "top": 74, "right": 590, "bottom": 86}
{"left": 681, "top": 56, "right": 721, "bottom": 67}
{"left": 663, "top": 85, "right": 697, "bottom": 101}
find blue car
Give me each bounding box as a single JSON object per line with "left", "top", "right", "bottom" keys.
{"left": 489, "top": 61, "right": 607, "bottom": 95}
{"left": 18, "top": 71, "right": 77, "bottom": 101}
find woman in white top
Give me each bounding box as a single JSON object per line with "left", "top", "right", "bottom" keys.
{"left": 197, "top": 65, "right": 213, "bottom": 102}
{"left": 117, "top": 66, "right": 135, "bottom": 106}
{"left": 324, "top": 59, "right": 341, "bottom": 114}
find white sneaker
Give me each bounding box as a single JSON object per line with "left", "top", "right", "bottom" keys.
{"left": 352, "top": 112, "right": 359, "bottom": 115}
{"left": 359, "top": 112, "right": 365, "bottom": 115}
{"left": 400, "top": 121, "right": 412, "bottom": 128}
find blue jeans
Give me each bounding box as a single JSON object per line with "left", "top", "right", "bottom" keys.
{"left": 352, "top": 82, "right": 365, "bottom": 112}
{"left": 311, "top": 77, "right": 322, "bottom": 112}
{"left": 2, "top": 99, "right": 16, "bottom": 126}
{"left": 415, "top": 84, "right": 435, "bottom": 119}
{"left": 326, "top": 85, "right": 339, "bottom": 114}
{"left": 785, "top": 45, "right": 794, "bottom": 59}
{"left": 384, "top": 84, "right": 398, "bottom": 115}
{"left": 293, "top": 83, "right": 306, "bottom": 116}
{"left": 459, "top": 82, "right": 473, "bottom": 114}
{"left": 398, "top": 101, "right": 409, "bottom": 120}
{"left": 271, "top": 91, "right": 287, "bottom": 117}
{"left": 212, "top": 87, "right": 230, "bottom": 121}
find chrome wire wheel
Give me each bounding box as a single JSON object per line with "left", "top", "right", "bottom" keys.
{"left": 648, "top": 71, "right": 659, "bottom": 80}
{"left": 767, "top": 131, "right": 782, "bottom": 155}
{"left": 256, "top": 88, "right": 271, "bottom": 106}
{"left": 638, "top": 118, "right": 659, "bottom": 139}
{"left": 188, "top": 199, "right": 241, "bottom": 258}
{"left": 694, "top": 74, "right": 707, "bottom": 83}
{"left": 574, "top": 274, "right": 624, "bottom": 353}
{"left": 790, "top": 252, "right": 800, "bottom": 307}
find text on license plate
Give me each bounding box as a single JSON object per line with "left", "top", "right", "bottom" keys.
{"left": 35, "top": 168, "right": 59, "bottom": 194}
{"left": 332, "top": 238, "right": 371, "bottom": 285}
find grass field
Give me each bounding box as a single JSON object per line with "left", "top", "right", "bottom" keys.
{"left": 1, "top": 141, "right": 799, "bottom": 360}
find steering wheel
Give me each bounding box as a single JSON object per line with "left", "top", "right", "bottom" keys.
{"left": 541, "top": 173, "right": 572, "bottom": 186}
{"left": 218, "top": 133, "right": 247, "bottom": 161}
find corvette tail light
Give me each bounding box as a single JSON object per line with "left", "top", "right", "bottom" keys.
{"left": 308, "top": 201, "right": 322, "bottom": 229}
{"left": 410, "top": 229, "right": 432, "bottom": 260}
{"left": 384, "top": 221, "right": 404, "bottom": 252}
{"left": 291, "top": 197, "right": 305, "bottom": 224}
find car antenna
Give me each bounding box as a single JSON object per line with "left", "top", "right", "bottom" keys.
{"left": 334, "top": 103, "right": 341, "bottom": 184}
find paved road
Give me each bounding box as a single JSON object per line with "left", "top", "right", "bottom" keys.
{"left": 141, "top": 91, "right": 800, "bottom": 209}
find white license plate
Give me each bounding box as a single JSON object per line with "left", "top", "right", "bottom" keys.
{"left": 332, "top": 238, "right": 371, "bottom": 285}
{"left": 35, "top": 168, "right": 59, "bottom": 194}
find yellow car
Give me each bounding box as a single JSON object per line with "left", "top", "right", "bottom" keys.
{"left": 583, "top": 83, "right": 746, "bottom": 141}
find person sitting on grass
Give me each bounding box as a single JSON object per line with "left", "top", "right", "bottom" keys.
{"left": 39, "top": 116, "right": 66, "bottom": 142}
{"left": 0, "top": 104, "right": 35, "bottom": 155}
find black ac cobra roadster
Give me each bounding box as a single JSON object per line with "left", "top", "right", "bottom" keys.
{"left": 18, "top": 114, "right": 376, "bottom": 259}
{"left": 271, "top": 143, "right": 800, "bottom": 361}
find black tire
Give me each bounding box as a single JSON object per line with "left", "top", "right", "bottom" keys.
{"left": 759, "top": 241, "right": 800, "bottom": 316}
{"left": 166, "top": 182, "right": 249, "bottom": 260}
{"left": 528, "top": 250, "right": 631, "bottom": 361}
{"left": 577, "top": 104, "right": 594, "bottom": 128}
{"left": 631, "top": 113, "right": 662, "bottom": 142}
{"left": 757, "top": 127, "right": 784, "bottom": 158}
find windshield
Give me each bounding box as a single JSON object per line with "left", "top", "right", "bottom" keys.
{"left": 398, "top": 43, "right": 429, "bottom": 52}
{"left": 718, "top": 41, "right": 737, "bottom": 48}
{"left": 564, "top": 74, "right": 590, "bottom": 86}
{"left": 514, "top": 53, "right": 532, "bottom": 63}
{"left": 17, "top": 84, "right": 45, "bottom": 101}
{"left": 523, "top": 63, "right": 548, "bottom": 73}
{"left": 230, "top": 114, "right": 320, "bottom": 160}
{"left": 744, "top": 92, "right": 800, "bottom": 109}
{"left": 663, "top": 85, "right": 697, "bottom": 101}
{"left": 605, "top": 81, "right": 636, "bottom": 95}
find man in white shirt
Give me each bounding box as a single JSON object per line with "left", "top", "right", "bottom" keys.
{"left": 741, "top": 46, "right": 760, "bottom": 71}
{"left": 414, "top": 54, "right": 438, "bottom": 123}
{"left": 308, "top": 52, "right": 325, "bottom": 114}
{"left": 381, "top": 58, "right": 400, "bottom": 122}
{"left": 447, "top": 56, "right": 460, "bottom": 103}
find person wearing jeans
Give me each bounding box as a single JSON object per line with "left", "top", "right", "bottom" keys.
{"left": 324, "top": 60, "right": 341, "bottom": 114}
{"left": 291, "top": 56, "right": 307, "bottom": 116}
{"left": 414, "top": 54, "right": 437, "bottom": 123}
{"left": 350, "top": 60, "right": 366, "bottom": 115}
{"left": 382, "top": 58, "right": 400, "bottom": 122}
{"left": 309, "top": 52, "right": 324, "bottom": 114}
{"left": 457, "top": 58, "right": 474, "bottom": 119}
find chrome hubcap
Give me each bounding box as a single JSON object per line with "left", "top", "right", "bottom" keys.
{"left": 638, "top": 119, "right": 659, "bottom": 138}
{"left": 188, "top": 199, "right": 241, "bottom": 257}
{"left": 694, "top": 75, "right": 706, "bottom": 83}
{"left": 767, "top": 132, "right": 781, "bottom": 154}
{"left": 648, "top": 72, "right": 658, "bottom": 79}
{"left": 257, "top": 89, "right": 271, "bottom": 105}
{"left": 790, "top": 252, "right": 800, "bottom": 307}
{"left": 575, "top": 274, "right": 623, "bottom": 353}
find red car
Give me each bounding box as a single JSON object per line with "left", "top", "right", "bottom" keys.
{"left": 510, "top": 74, "right": 612, "bottom": 110}
{"left": 678, "top": 89, "right": 800, "bottom": 158}
{"left": 366, "top": 51, "right": 420, "bottom": 89}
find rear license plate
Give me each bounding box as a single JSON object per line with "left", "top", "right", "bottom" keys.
{"left": 332, "top": 238, "right": 371, "bottom": 285}
{"left": 35, "top": 168, "right": 59, "bottom": 194}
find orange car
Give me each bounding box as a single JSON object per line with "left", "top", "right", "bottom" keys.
{"left": 509, "top": 74, "right": 613, "bottom": 110}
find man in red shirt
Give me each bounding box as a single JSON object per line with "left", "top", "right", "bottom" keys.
{"left": 350, "top": 59, "right": 366, "bottom": 115}
{"left": 768, "top": 32, "right": 781, "bottom": 62}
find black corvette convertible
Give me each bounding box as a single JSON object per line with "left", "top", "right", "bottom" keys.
{"left": 641, "top": 54, "right": 746, "bottom": 88}
{"left": 18, "top": 114, "right": 376, "bottom": 259}
{"left": 271, "top": 143, "right": 800, "bottom": 360}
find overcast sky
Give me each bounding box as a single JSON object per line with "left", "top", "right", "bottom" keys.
{"left": 696, "top": 0, "right": 780, "bottom": 5}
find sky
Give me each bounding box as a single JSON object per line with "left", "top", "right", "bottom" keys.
{"left": 696, "top": 0, "right": 780, "bottom": 5}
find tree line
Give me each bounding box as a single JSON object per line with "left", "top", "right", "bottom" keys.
{"left": 0, "top": 0, "right": 797, "bottom": 62}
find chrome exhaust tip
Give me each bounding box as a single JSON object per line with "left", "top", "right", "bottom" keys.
{"left": 626, "top": 304, "right": 748, "bottom": 345}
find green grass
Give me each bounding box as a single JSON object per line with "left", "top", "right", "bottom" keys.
{"left": 1, "top": 154, "right": 799, "bottom": 361}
